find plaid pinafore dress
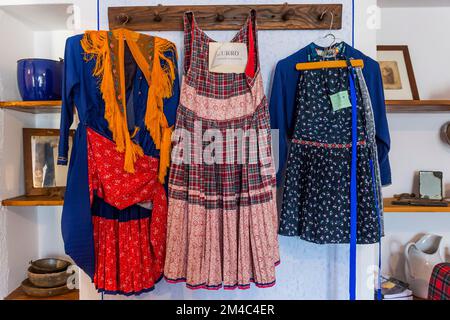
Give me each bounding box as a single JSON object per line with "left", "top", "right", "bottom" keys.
{"left": 164, "top": 11, "right": 279, "bottom": 289}
{"left": 279, "top": 45, "right": 383, "bottom": 245}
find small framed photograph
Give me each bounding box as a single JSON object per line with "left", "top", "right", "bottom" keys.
{"left": 23, "top": 128, "right": 74, "bottom": 196}
{"left": 377, "top": 45, "right": 420, "bottom": 100}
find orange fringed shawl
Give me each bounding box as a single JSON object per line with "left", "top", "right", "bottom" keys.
{"left": 80, "top": 28, "right": 177, "bottom": 184}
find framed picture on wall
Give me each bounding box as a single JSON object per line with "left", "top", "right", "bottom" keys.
{"left": 23, "top": 128, "right": 74, "bottom": 197}
{"left": 419, "top": 171, "right": 443, "bottom": 200}
{"left": 376, "top": 45, "right": 420, "bottom": 101}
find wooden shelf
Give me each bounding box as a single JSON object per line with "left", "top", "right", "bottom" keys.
{"left": 4, "top": 286, "right": 78, "bottom": 300}
{"left": 2, "top": 195, "right": 64, "bottom": 206}
{"left": 3, "top": 195, "right": 449, "bottom": 211}
{"left": 383, "top": 198, "right": 450, "bottom": 213}
{"left": 386, "top": 100, "right": 450, "bottom": 113}
{"left": 0, "top": 100, "right": 61, "bottom": 113}
{"left": 1, "top": 100, "right": 448, "bottom": 114}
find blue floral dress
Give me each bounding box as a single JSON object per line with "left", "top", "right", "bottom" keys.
{"left": 279, "top": 48, "right": 382, "bottom": 244}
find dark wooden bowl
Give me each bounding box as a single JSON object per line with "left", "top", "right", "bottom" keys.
{"left": 21, "top": 279, "right": 71, "bottom": 297}
{"left": 27, "top": 266, "right": 72, "bottom": 288}
{"left": 30, "top": 258, "right": 70, "bottom": 273}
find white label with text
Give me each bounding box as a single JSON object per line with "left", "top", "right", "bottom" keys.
{"left": 208, "top": 42, "right": 248, "bottom": 73}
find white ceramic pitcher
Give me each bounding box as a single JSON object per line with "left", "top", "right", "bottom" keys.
{"left": 404, "top": 234, "right": 444, "bottom": 299}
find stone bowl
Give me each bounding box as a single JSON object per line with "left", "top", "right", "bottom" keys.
{"left": 21, "top": 278, "right": 70, "bottom": 298}
{"left": 27, "top": 266, "right": 72, "bottom": 288}
{"left": 29, "top": 258, "right": 71, "bottom": 273}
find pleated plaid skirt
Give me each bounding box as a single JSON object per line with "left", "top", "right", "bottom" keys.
{"left": 163, "top": 11, "right": 279, "bottom": 290}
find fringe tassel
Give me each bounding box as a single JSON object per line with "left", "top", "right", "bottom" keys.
{"left": 81, "top": 31, "right": 144, "bottom": 174}
{"left": 145, "top": 36, "right": 177, "bottom": 182}
{"left": 158, "top": 126, "right": 173, "bottom": 184}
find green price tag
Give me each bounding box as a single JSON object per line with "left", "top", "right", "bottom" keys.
{"left": 330, "top": 90, "right": 352, "bottom": 112}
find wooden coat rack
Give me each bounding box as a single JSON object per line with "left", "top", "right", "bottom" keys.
{"left": 108, "top": 3, "right": 342, "bottom": 31}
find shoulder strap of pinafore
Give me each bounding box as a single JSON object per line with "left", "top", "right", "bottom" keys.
{"left": 183, "top": 11, "right": 195, "bottom": 75}
{"left": 244, "top": 9, "right": 258, "bottom": 79}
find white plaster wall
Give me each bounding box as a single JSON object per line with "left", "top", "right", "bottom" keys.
{"left": 34, "top": 115, "right": 68, "bottom": 261}
{"left": 32, "top": 27, "right": 73, "bottom": 262}
{"left": 0, "top": 0, "right": 98, "bottom": 32}
{"left": 0, "top": 8, "right": 40, "bottom": 299}
{"left": 377, "top": 0, "right": 450, "bottom": 281}
{"left": 34, "top": 30, "right": 74, "bottom": 60}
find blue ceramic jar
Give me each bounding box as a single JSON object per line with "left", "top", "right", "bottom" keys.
{"left": 17, "top": 58, "right": 63, "bottom": 101}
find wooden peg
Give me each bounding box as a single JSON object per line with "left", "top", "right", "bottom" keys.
{"left": 153, "top": 12, "right": 162, "bottom": 22}
{"left": 116, "top": 13, "right": 130, "bottom": 26}
{"left": 318, "top": 10, "right": 336, "bottom": 22}
{"left": 108, "top": 4, "right": 343, "bottom": 31}
{"left": 154, "top": 4, "right": 163, "bottom": 22}
{"left": 281, "top": 3, "right": 294, "bottom": 21}
{"left": 318, "top": 10, "right": 327, "bottom": 21}
{"left": 216, "top": 12, "right": 225, "bottom": 22}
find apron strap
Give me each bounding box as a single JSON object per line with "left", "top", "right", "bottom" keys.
{"left": 183, "top": 12, "right": 195, "bottom": 75}
{"left": 244, "top": 9, "right": 256, "bottom": 78}
{"left": 349, "top": 63, "right": 384, "bottom": 300}
{"left": 347, "top": 60, "right": 358, "bottom": 300}
{"left": 370, "top": 159, "right": 383, "bottom": 300}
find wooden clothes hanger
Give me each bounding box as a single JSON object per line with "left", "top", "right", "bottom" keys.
{"left": 296, "top": 10, "right": 364, "bottom": 71}
{"left": 296, "top": 59, "right": 364, "bottom": 70}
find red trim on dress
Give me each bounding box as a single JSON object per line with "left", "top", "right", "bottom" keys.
{"left": 163, "top": 261, "right": 280, "bottom": 291}
{"left": 291, "top": 138, "right": 367, "bottom": 149}
{"left": 244, "top": 15, "right": 256, "bottom": 78}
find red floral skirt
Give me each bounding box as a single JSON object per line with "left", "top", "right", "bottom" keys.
{"left": 87, "top": 128, "right": 167, "bottom": 294}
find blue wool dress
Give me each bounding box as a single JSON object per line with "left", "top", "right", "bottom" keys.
{"left": 58, "top": 31, "right": 179, "bottom": 294}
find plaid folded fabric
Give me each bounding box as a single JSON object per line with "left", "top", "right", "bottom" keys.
{"left": 428, "top": 263, "right": 450, "bottom": 300}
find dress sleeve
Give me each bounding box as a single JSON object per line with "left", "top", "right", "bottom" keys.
{"left": 269, "top": 62, "right": 295, "bottom": 186}
{"left": 163, "top": 49, "right": 179, "bottom": 127}
{"left": 365, "top": 60, "right": 392, "bottom": 186}
{"left": 58, "top": 37, "right": 80, "bottom": 165}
